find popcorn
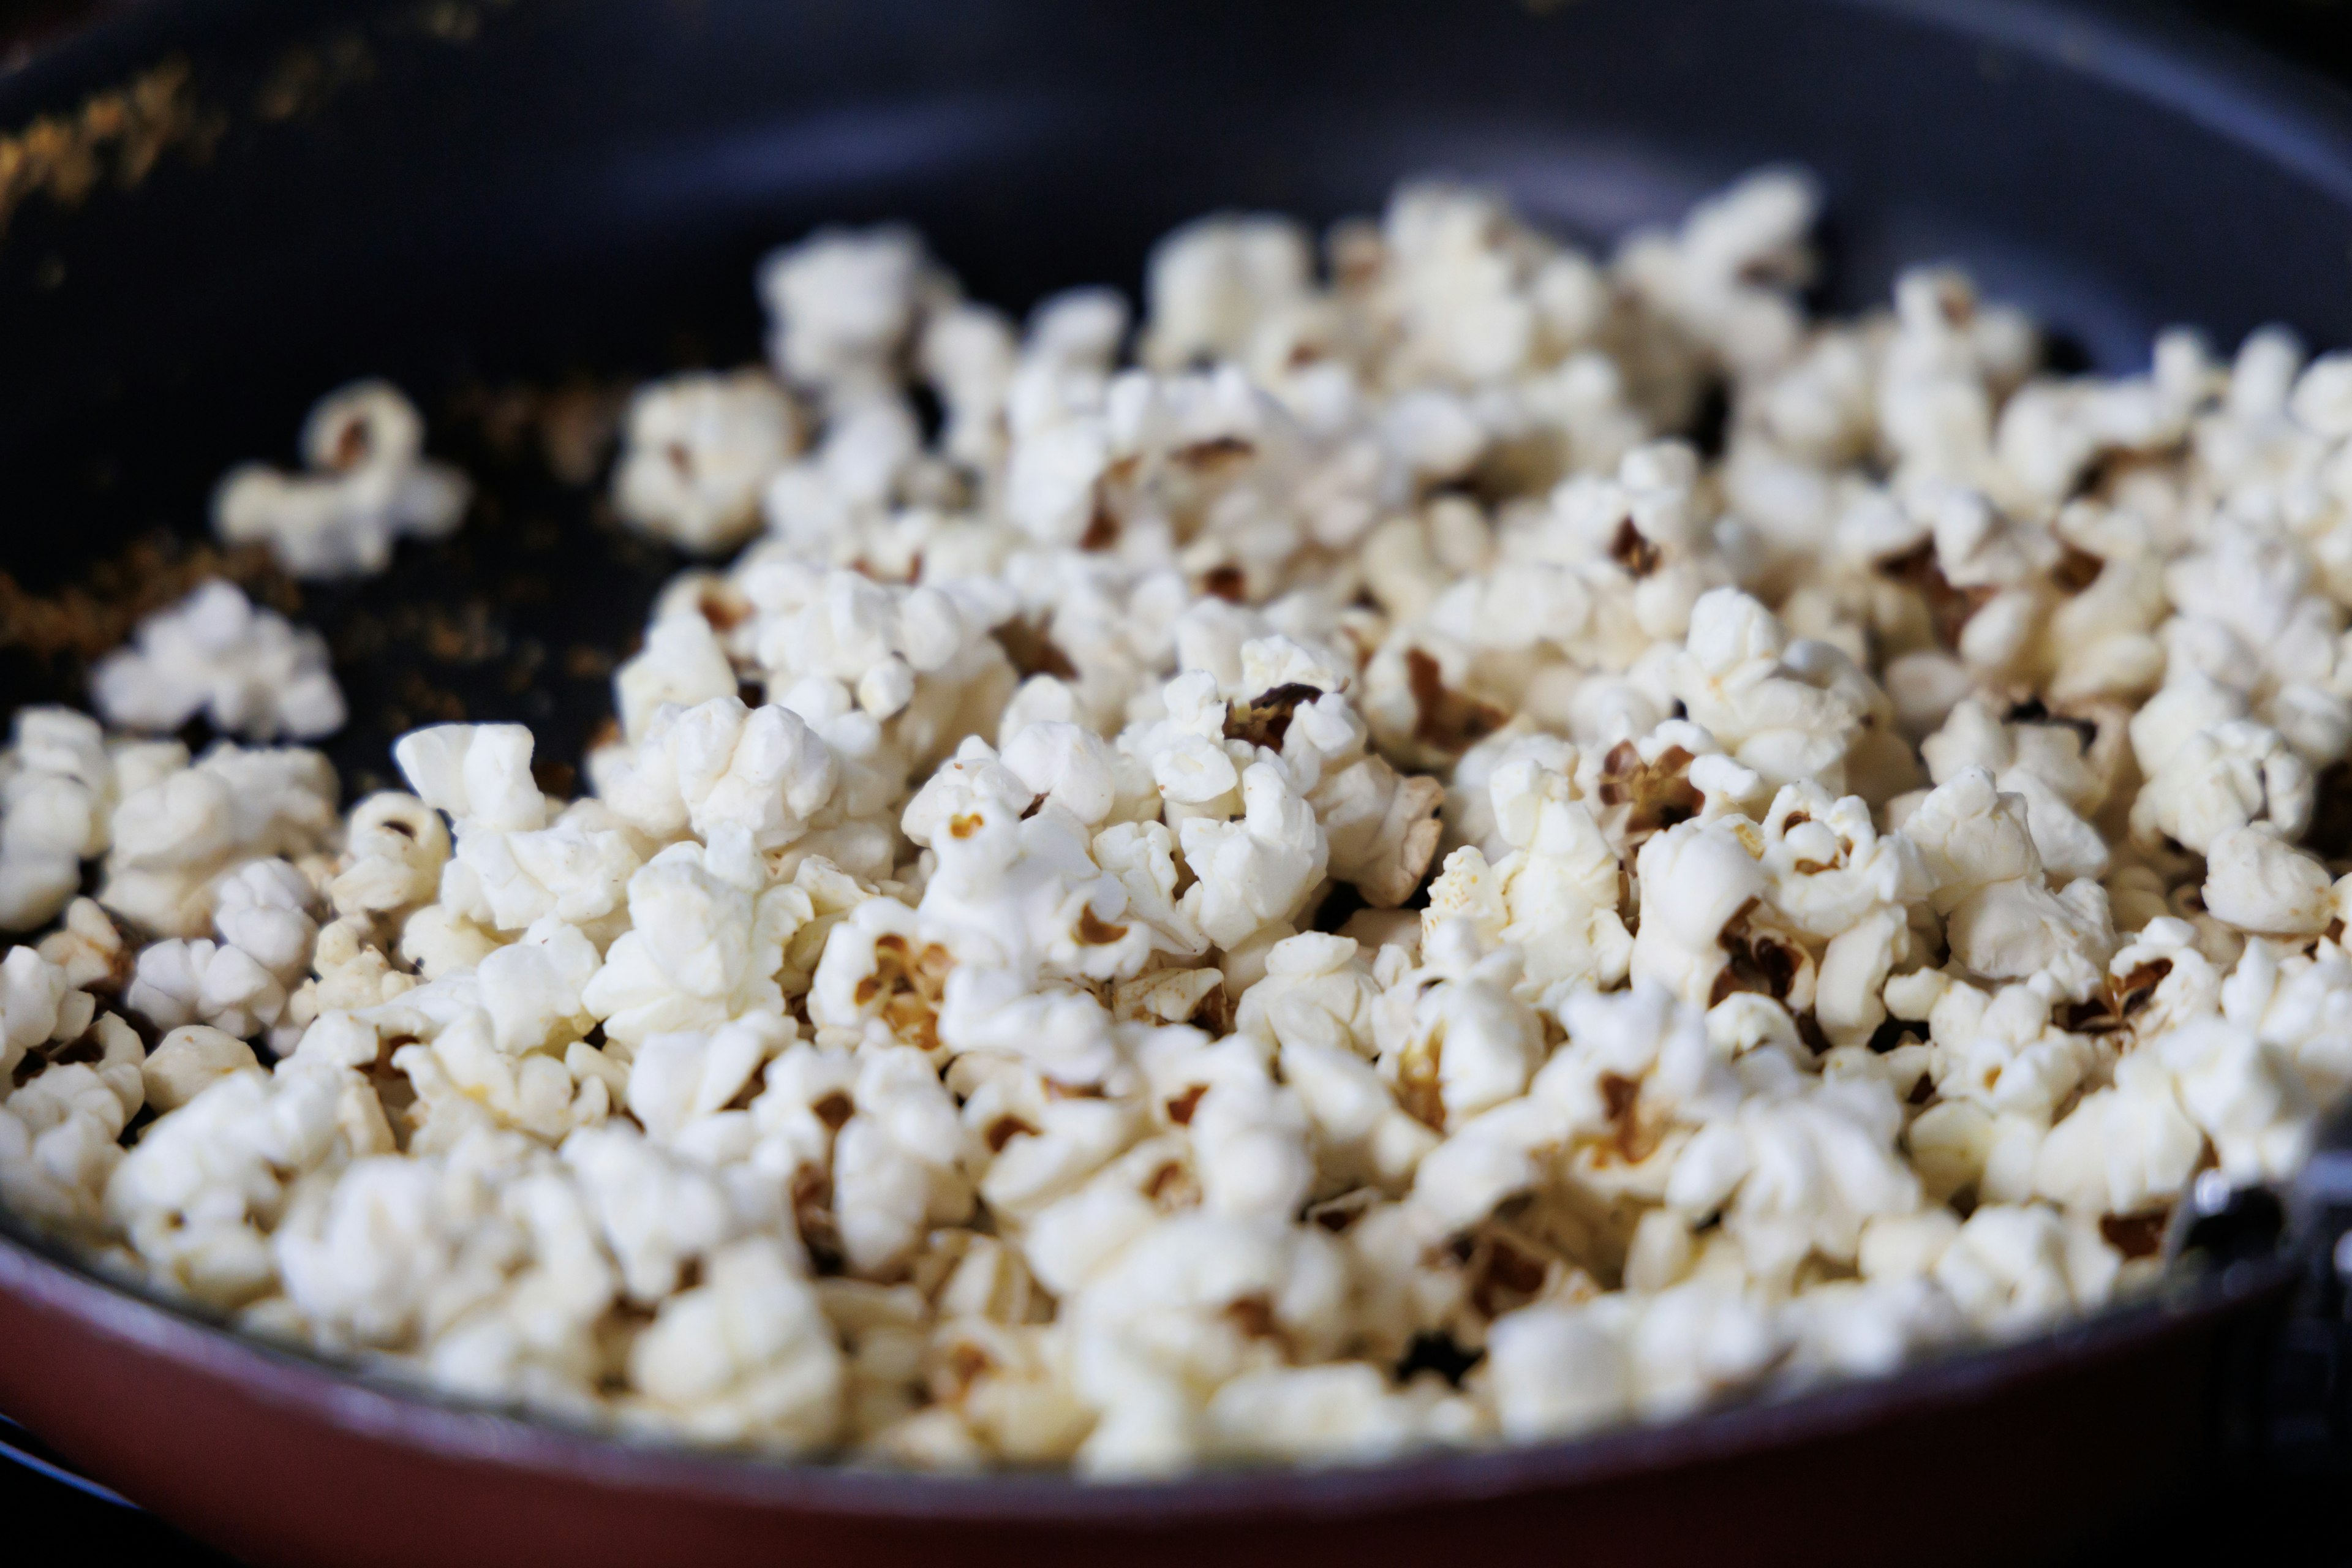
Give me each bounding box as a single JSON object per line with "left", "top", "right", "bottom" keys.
{"left": 625, "top": 1235, "right": 843, "bottom": 1450}
{"left": 0, "top": 1007, "right": 141, "bottom": 1232}
{"left": 398, "top": 725, "right": 643, "bottom": 937}
{"left": 0, "top": 945, "right": 92, "bottom": 1086}
{"left": 2131, "top": 719, "right": 2313, "bottom": 854}
{"left": 580, "top": 839, "right": 810, "bottom": 1050}
{"left": 562, "top": 1120, "right": 771, "bottom": 1303}
{"left": 2201, "top": 826, "right": 2335, "bottom": 937}
{"left": 613, "top": 371, "right": 801, "bottom": 552}
{"left": 18, "top": 168, "right": 2352, "bottom": 1476}
{"left": 91, "top": 581, "right": 345, "bottom": 741}
{"left": 1931, "top": 1204, "right": 2120, "bottom": 1333}
{"left": 214, "top": 380, "right": 470, "bottom": 578}
{"left": 760, "top": 226, "right": 935, "bottom": 404}
{"left": 1664, "top": 1074, "right": 1921, "bottom": 1284}
{"left": 1176, "top": 761, "right": 1329, "bottom": 948}
{"left": 98, "top": 743, "right": 340, "bottom": 938}
{"left": 1, "top": 709, "right": 121, "bottom": 932}
{"left": 326, "top": 793, "right": 450, "bottom": 920}
{"left": 1424, "top": 752, "right": 1632, "bottom": 1009}
{"left": 143, "top": 1025, "right": 259, "bottom": 1114}
{"left": 2032, "top": 1049, "right": 2203, "bottom": 1221}
{"left": 1204, "top": 1362, "right": 1481, "bottom": 1463}
{"left": 106, "top": 1065, "right": 349, "bottom": 1306}
{"left": 1373, "top": 929, "right": 1547, "bottom": 1133}
{"left": 1142, "top": 212, "right": 1312, "bottom": 373}
{"left": 1673, "top": 589, "right": 1864, "bottom": 791}
{"left": 598, "top": 696, "right": 840, "bottom": 851}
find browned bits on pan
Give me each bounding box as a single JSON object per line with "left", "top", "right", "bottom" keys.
{"left": 564, "top": 644, "right": 616, "bottom": 680}
{"left": 0, "top": 59, "right": 214, "bottom": 242}
{"left": 413, "top": 2, "right": 488, "bottom": 45}
{"left": 254, "top": 34, "right": 374, "bottom": 124}
{"left": 394, "top": 669, "right": 467, "bottom": 724}
{"left": 0, "top": 537, "right": 293, "bottom": 665}
{"left": 1404, "top": 647, "right": 1506, "bottom": 752}
{"left": 451, "top": 377, "right": 627, "bottom": 485}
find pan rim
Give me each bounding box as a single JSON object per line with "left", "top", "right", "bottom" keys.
{"left": 0, "top": 1213, "right": 2299, "bottom": 1520}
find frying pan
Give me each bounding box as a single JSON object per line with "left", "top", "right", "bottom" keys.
{"left": 1, "top": 1, "right": 2348, "bottom": 1562}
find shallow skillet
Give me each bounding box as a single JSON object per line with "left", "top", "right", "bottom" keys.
{"left": 0, "top": 1, "right": 2348, "bottom": 1563}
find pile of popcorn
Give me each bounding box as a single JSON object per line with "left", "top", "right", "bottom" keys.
{"left": 4, "top": 169, "right": 2346, "bottom": 1476}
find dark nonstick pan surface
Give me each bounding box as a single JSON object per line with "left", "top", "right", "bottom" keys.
{"left": 0, "top": 1, "right": 2346, "bottom": 1563}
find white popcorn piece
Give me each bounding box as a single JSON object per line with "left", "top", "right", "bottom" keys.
{"left": 143, "top": 1025, "right": 258, "bottom": 1114}
{"left": 613, "top": 370, "right": 802, "bottom": 553}
{"left": 2131, "top": 719, "right": 2313, "bottom": 854}
{"left": 1204, "top": 1362, "right": 1482, "bottom": 1464}
{"left": 0, "top": 1007, "right": 141, "bottom": 1232}
{"left": 106, "top": 1065, "right": 348, "bottom": 1307}
{"left": 99, "top": 742, "right": 339, "bottom": 938}
{"left": 214, "top": 380, "right": 470, "bottom": 578}
{"left": 760, "top": 225, "right": 935, "bottom": 402}
{"left": 0, "top": 944, "right": 93, "bottom": 1086}
{"left": 599, "top": 696, "right": 840, "bottom": 851}
{"left": 1, "top": 709, "right": 121, "bottom": 932}
{"left": 1931, "top": 1204, "right": 2120, "bottom": 1333}
{"left": 1373, "top": 928, "right": 1548, "bottom": 1135}
{"left": 625, "top": 1234, "right": 844, "bottom": 1450}
{"left": 580, "top": 839, "right": 810, "bottom": 1050}
{"left": 1666, "top": 1073, "right": 1922, "bottom": 1284}
{"left": 327, "top": 793, "right": 451, "bottom": 920}
{"left": 2032, "top": 1049, "right": 2203, "bottom": 1221}
{"left": 91, "top": 580, "right": 345, "bottom": 741}
{"left": 2202, "top": 826, "right": 2335, "bottom": 937}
